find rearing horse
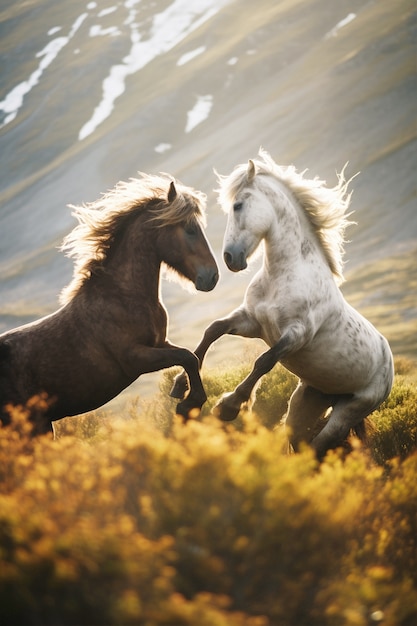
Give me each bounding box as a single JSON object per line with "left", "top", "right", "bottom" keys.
{"left": 172, "top": 150, "right": 393, "bottom": 459}
{"left": 0, "top": 173, "right": 219, "bottom": 435}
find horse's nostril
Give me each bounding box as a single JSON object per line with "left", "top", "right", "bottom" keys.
{"left": 211, "top": 271, "right": 219, "bottom": 289}
{"left": 224, "top": 251, "right": 232, "bottom": 267}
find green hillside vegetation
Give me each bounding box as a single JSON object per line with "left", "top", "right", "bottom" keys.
{"left": 1, "top": 357, "right": 416, "bottom": 626}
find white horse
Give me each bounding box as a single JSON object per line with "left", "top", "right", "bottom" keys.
{"left": 172, "top": 149, "right": 394, "bottom": 459}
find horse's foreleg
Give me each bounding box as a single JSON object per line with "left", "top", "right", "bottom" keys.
{"left": 170, "top": 318, "right": 229, "bottom": 399}
{"left": 173, "top": 347, "right": 207, "bottom": 420}
{"left": 214, "top": 324, "right": 306, "bottom": 421}
{"left": 126, "top": 343, "right": 206, "bottom": 419}
{"left": 167, "top": 345, "right": 208, "bottom": 419}
{"left": 170, "top": 309, "right": 255, "bottom": 400}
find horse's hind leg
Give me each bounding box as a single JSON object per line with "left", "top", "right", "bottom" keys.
{"left": 285, "top": 382, "right": 335, "bottom": 452}
{"left": 310, "top": 392, "right": 380, "bottom": 460}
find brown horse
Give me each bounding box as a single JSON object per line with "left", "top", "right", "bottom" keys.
{"left": 0, "top": 173, "right": 219, "bottom": 435}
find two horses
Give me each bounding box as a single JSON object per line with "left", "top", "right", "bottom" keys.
{"left": 1, "top": 153, "right": 393, "bottom": 457}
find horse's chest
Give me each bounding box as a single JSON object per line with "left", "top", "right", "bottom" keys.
{"left": 150, "top": 304, "right": 168, "bottom": 346}
{"left": 134, "top": 302, "right": 167, "bottom": 347}
{"left": 253, "top": 301, "right": 282, "bottom": 346}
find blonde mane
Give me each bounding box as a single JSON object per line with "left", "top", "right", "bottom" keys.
{"left": 60, "top": 173, "right": 207, "bottom": 304}
{"left": 217, "top": 149, "right": 355, "bottom": 284}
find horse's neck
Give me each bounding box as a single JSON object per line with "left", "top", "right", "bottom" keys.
{"left": 102, "top": 220, "right": 162, "bottom": 303}
{"left": 264, "top": 191, "right": 329, "bottom": 280}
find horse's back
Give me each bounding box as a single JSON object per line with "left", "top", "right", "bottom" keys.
{"left": 0, "top": 307, "right": 139, "bottom": 423}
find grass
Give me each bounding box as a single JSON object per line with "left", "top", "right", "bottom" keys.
{"left": 0, "top": 356, "right": 416, "bottom": 625}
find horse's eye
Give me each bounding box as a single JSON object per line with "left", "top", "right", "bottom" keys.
{"left": 233, "top": 201, "right": 243, "bottom": 212}
{"left": 185, "top": 223, "right": 197, "bottom": 236}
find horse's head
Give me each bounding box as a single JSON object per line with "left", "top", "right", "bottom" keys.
{"left": 218, "top": 160, "right": 275, "bottom": 272}
{"left": 155, "top": 181, "right": 219, "bottom": 292}
{"left": 218, "top": 149, "right": 355, "bottom": 281}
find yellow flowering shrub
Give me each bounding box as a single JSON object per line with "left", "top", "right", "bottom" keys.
{"left": 0, "top": 359, "right": 416, "bottom": 625}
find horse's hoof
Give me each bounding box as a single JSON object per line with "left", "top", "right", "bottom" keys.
{"left": 176, "top": 401, "right": 201, "bottom": 422}
{"left": 212, "top": 395, "right": 240, "bottom": 422}
{"left": 170, "top": 374, "right": 189, "bottom": 399}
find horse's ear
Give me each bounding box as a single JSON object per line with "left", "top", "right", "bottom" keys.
{"left": 168, "top": 181, "right": 177, "bottom": 202}
{"left": 247, "top": 159, "right": 256, "bottom": 182}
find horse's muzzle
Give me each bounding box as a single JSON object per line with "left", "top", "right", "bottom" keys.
{"left": 223, "top": 248, "right": 247, "bottom": 272}
{"left": 195, "top": 268, "right": 219, "bottom": 292}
